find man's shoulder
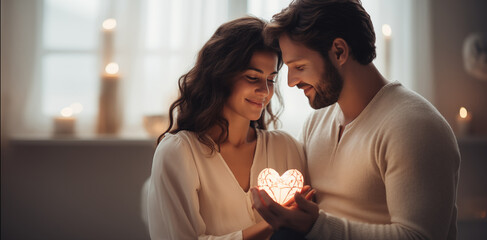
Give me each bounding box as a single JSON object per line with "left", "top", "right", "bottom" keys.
{"left": 377, "top": 85, "right": 456, "bottom": 144}
{"left": 382, "top": 84, "right": 445, "bottom": 126}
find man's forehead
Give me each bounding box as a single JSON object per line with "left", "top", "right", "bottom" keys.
{"left": 278, "top": 34, "right": 309, "bottom": 64}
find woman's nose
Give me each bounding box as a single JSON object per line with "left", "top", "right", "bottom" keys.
{"left": 256, "top": 79, "right": 270, "bottom": 96}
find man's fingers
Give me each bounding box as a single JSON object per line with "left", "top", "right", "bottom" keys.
{"left": 295, "top": 192, "right": 318, "bottom": 213}
{"left": 305, "top": 189, "right": 316, "bottom": 201}
{"left": 282, "top": 197, "right": 295, "bottom": 207}
{"left": 283, "top": 185, "right": 313, "bottom": 207}
{"left": 301, "top": 185, "right": 311, "bottom": 194}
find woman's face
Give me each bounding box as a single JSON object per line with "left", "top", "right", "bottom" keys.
{"left": 224, "top": 51, "right": 278, "bottom": 122}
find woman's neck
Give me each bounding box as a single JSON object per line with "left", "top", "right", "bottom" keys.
{"left": 207, "top": 115, "right": 256, "bottom": 148}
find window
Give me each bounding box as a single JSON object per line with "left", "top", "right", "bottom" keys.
{"left": 5, "top": 0, "right": 431, "bottom": 138}
{"left": 42, "top": 0, "right": 100, "bottom": 121}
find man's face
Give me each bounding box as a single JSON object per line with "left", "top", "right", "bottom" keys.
{"left": 279, "top": 34, "right": 343, "bottom": 109}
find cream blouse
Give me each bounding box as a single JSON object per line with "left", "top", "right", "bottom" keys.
{"left": 147, "top": 129, "right": 306, "bottom": 240}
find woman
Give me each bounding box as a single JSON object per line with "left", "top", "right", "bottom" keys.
{"left": 147, "top": 17, "right": 307, "bottom": 240}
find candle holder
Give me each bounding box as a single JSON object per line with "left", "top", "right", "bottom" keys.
{"left": 143, "top": 114, "right": 168, "bottom": 138}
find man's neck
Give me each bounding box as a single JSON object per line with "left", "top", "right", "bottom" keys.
{"left": 337, "top": 63, "right": 388, "bottom": 125}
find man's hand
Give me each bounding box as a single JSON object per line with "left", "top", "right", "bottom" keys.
{"left": 282, "top": 185, "right": 314, "bottom": 207}
{"left": 250, "top": 186, "right": 319, "bottom": 234}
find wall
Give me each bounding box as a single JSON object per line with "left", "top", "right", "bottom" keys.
{"left": 431, "top": 0, "right": 487, "bottom": 135}
{"left": 1, "top": 139, "right": 154, "bottom": 240}
{"left": 430, "top": 2, "right": 487, "bottom": 238}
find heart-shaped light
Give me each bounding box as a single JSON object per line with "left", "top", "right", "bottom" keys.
{"left": 257, "top": 168, "right": 304, "bottom": 205}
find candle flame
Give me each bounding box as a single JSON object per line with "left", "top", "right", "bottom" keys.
{"left": 459, "top": 107, "right": 468, "bottom": 118}
{"left": 70, "top": 102, "right": 83, "bottom": 114}
{"left": 382, "top": 24, "right": 392, "bottom": 37}
{"left": 105, "top": 62, "right": 119, "bottom": 74}
{"left": 60, "top": 107, "right": 74, "bottom": 117}
{"left": 102, "top": 18, "right": 117, "bottom": 30}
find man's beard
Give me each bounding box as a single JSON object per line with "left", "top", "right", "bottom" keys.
{"left": 310, "top": 55, "right": 343, "bottom": 109}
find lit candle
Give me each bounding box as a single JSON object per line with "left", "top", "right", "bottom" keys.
{"left": 53, "top": 107, "right": 76, "bottom": 135}
{"left": 456, "top": 107, "right": 472, "bottom": 136}
{"left": 382, "top": 24, "right": 392, "bottom": 79}
{"left": 97, "top": 62, "right": 122, "bottom": 134}
{"left": 102, "top": 18, "right": 117, "bottom": 68}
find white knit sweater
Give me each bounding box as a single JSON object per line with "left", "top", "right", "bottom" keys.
{"left": 303, "top": 82, "right": 460, "bottom": 240}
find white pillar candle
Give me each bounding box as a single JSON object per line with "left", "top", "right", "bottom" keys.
{"left": 456, "top": 107, "right": 472, "bottom": 137}
{"left": 53, "top": 107, "right": 76, "bottom": 135}
{"left": 102, "top": 18, "right": 117, "bottom": 68}
{"left": 97, "top": 62, "right": 122, "bottom": 134}
{"left": 382, "top": 24, "right": 392, "bottom": 79}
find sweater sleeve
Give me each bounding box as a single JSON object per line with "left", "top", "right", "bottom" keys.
{"left": 147, "top": 134, "right": 243, "bottom": 240}
{"left": 307, "top": 111, "right": 460, "bottom": 240}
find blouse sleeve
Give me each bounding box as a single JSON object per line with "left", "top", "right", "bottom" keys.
{"left": 146, "top": 134, "right": 244, "bottom": 240}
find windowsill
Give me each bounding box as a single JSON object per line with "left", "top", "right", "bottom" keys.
{"left": 8, "top": 133, "right": 487, "bottom": 147}
{"left": 8, "top": 133, "right": 158, "bottom": 146}
{"left": 457, "top": 136, "right": 487, "bottom": 145}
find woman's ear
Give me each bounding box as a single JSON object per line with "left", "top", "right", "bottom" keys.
{"left": 329, "top": 38, "right": 349, "bottom": 67}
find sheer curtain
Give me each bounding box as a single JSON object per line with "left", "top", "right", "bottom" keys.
{"left": 110, "top": 0, "right": 233, "bottom": 134}
{"left": 5, "top": 0, "right": 233, "bottom": 137}
{"left": 3, "top": 0, "right": 432, "bottom": 138}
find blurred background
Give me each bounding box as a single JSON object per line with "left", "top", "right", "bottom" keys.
{"left": 1, "top": 0, "right": 486, "bottom": 239}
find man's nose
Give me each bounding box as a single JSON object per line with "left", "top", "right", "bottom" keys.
{"left": 288, "top": 71, "right": 299, "bottom": 87}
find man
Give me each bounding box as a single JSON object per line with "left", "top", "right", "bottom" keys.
{"left": 251, "top": 0, "right": 460, "bottom": 239}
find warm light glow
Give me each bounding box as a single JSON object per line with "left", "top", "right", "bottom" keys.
{"left": 105, "top": 62, "right": 119, "bottom": 74}
{"left": 382, "top": 24, "right": 392, "bottom": 37}
{"left": 70, "top": 102, "right": 83, "bottom": 114}
{"left": 102, "top": 18, "right": 117, "bottom": 30}
{"left": 459, "top": 107, "right": 468, "bottom": 118}
{"left": 257, "top": 168, "right": 304, "bottom": 205}
{"left": 481, "top": 210, "right": 486, "bottom": 219}
{"left": 60, "top": 107, "right": 74, "bottom": 117}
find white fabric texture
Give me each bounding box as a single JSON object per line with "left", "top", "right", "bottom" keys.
{"left": 303, "top": 81, "right": 460, "bottom": 240}
{"left": 147, "top": 129, "right": 306, "bottom": 240}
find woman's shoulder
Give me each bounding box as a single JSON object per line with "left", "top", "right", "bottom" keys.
{"left": 155, "top": 131, "right": 197, "bottom": 156}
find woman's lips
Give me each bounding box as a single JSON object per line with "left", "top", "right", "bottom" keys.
{"left": 246, "top": 99, "right": 265, "bottom": 107}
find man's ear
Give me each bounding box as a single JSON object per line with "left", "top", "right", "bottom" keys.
{"left": 329, "top": 38, "right": 349, "bottom": 67}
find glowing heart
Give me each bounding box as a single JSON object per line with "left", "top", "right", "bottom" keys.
{"left": 257, "top": 168, "right": 304, "bottom": 205}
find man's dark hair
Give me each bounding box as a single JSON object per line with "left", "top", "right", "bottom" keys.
{"left": 266, "top": 0, "right": 376, "bottom": 65}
